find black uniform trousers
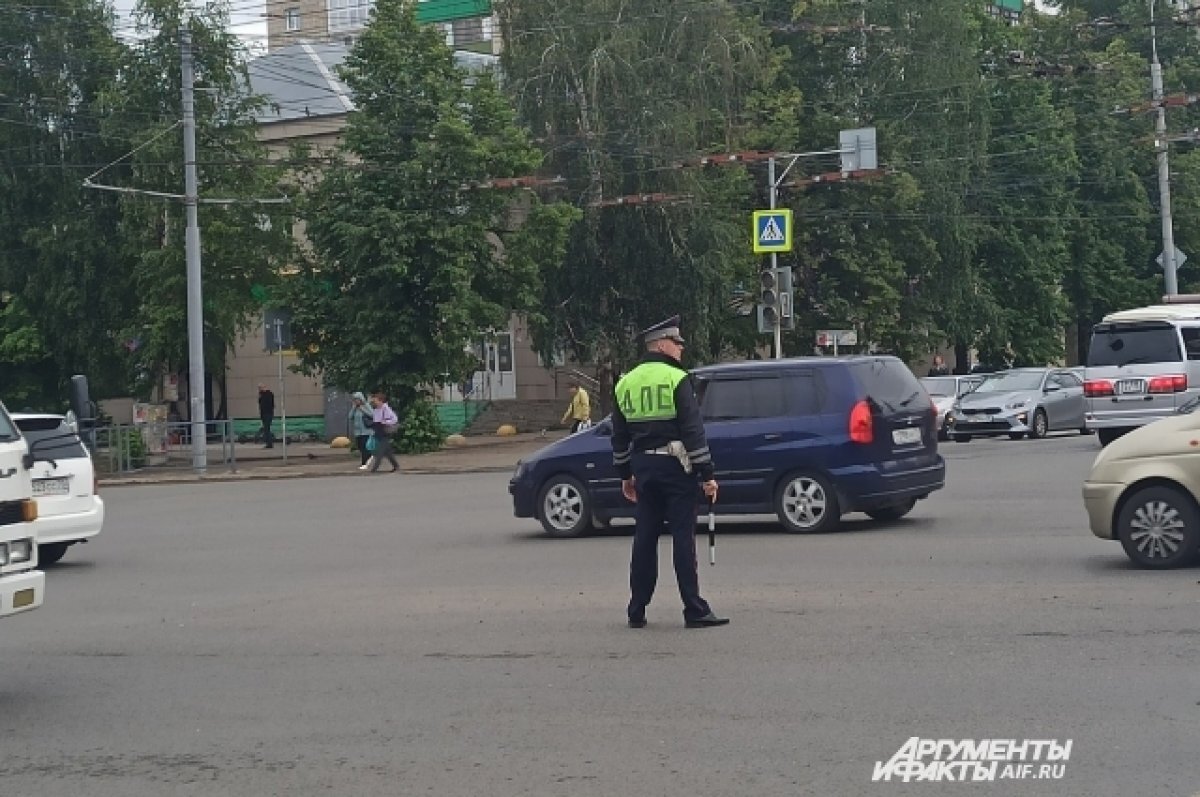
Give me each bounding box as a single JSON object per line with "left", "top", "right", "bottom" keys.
{"left": 627, "top": 452, "right": 712, "bottom": 623}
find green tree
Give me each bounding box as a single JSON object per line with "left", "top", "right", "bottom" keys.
{"left": 286, "top": 0, "right": 578, "bottom": 412}
{"left": 0, "top": 0, "right": 132, "bottom": 407}
{"left": 102, "top": 0, "right": 296, "bottom": 414}
{"left": 498, "top": 0, "right": 796, "bottom": 402}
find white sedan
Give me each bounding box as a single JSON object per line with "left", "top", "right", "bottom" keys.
{"left": 12, "top": 413, "right": 104, "bottom": 565}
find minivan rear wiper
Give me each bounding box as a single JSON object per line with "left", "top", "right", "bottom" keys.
{"left": 1115, "top": 356, "right": 1158, "bottom": 367}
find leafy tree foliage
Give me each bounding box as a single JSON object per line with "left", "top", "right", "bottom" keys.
{"left": 286, "top": 0, "right": 578, "bottom": 411}
{"left": 0, "top": 0, "right": 293, "bottom": 414}
{"left": 104, "top": 0, "right": 295, "bottom": 414}
{"left": 0, "top": 0, "right": 129, "bottom": 406}
{"left": 498, "top": 0, "right": 797, "bottom": 400}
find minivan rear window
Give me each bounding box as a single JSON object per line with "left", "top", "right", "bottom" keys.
{"left": 14, "top": 418, "right": 87, "bottom": 461}
{"left": 851, "top": 360, "right": 926, "bottom": 413}
{"left": 1087, "top": 322, "right": 1181, "bottom": 367}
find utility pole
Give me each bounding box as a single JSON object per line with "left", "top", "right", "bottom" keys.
{"left": 768, "top": 156, "right": 782, "bottom": 359}
{"left": 181, "top": 28, "right": 208, "bottom": 473}
{"left": 274, "top": 318, "right": 289, "bottom": 464}
{"left": 1151, "top": 0, "right": 1180, "bottom": 296}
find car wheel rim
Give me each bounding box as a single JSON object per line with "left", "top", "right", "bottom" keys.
{"left": 543, "top": 483, "right": 583, "bottom": 531}
{"left": 783, "top": 478, "right": 827, "bottom": 529}
{"left": 1129, "top": 500, "right": 1187, "bottom": 560}
{"left": 1035, "top": 414, "right": 1046, "bottom": 436}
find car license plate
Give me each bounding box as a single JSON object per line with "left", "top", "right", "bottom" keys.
{"left": 892, "top": 427, "right": 922, "bottom": 446}
{"left": 32, "top": 478, "right": 69, "bottom": 496}
{"left": 1116, "top": 379, "right": 1144, "bottom": 395}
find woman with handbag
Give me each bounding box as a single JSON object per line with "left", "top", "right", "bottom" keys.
{"left": 350, "top": 392, "right": 375, "bottom": 470}
{"left": 367, "top": 392, "right": 400, "bottom": 473}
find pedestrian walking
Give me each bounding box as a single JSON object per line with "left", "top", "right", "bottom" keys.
{"left": 368, "top": 392, "right": 400, "bottom": 474}
{"left": 258, "top": 383, "right": 275, "bottom": 448}
{"left": 349, "top": 391, "right": 374, "bottom": 469}
{"left": 611, "top": 315, "right": 727, "bottom": 629}
{"left": 560, "top": 381, "right": 592, "bottom": 433}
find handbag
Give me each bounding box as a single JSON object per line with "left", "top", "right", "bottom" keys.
{"left": 366, "top": 436, "right": 377, "bottom": 452}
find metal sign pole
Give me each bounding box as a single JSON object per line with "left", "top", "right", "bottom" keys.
{"left": 275, "top": 319, "right": 288, "bottom": 464}
{"left": 768, "top": 157, "right": 782, "bottom": 360}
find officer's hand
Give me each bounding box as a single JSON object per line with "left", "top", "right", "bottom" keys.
{"left": 621, "top": 478, "right": 637, "bottom": 504}
{"left": 702, "top": 480, "right": 718, "bottom": 502}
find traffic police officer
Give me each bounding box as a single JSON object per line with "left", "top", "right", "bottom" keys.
{"left": 612, "top": 315, "right": 728, "bottom": 629}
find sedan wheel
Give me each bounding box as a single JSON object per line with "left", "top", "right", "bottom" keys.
{"left": 1029, "top": 409, "right": 1048, "bottom": 439}
{"left": 1117, "top": 485, "right": 1200, "bottom": 569}
{"left": 776, "top": 472, "right": 840, "bottom": 533}
{"left": 537, "top": 475, "right": 592, "bottom": 537}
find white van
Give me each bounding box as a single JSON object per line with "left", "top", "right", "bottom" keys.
{"left": 0, "top": 401, "right": 43, "bottom": 617}
{"left": 1084, "top": 297, "right": 1200, "bottom": 446}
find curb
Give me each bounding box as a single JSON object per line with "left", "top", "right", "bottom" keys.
{"left": 98, "top": 464, "right": 516, "bottom": 488}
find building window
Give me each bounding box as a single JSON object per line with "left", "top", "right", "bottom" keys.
{"left": 285, "top": 7, "right": 301, "bottom": 31}
{"left": 451, "top": 15, "right": 485, "bottom": 45}
{"left": 328, "top": 0, "right": 374, "bottom": 34}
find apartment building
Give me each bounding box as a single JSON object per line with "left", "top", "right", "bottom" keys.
{"left": 265, "top": 0, "right": 498, "bottom": 53}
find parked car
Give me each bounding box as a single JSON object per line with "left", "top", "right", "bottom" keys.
{"left": 509, "top": 356, "right": 946, "bottom": 536}
{"left": 948, "top": 368, "right": 1088, "bottom": 441}
{"left": 1083, "top": 298, "right": 1200, "bottom": 446}
{"left": 920, "top": 375, "right": 985, "bottom": 440}
{"left": 1084, "top": 406, "right": 1200, "bottom": 568}
{"left": 11, "top": 413, "right": 104, "bottom": 565}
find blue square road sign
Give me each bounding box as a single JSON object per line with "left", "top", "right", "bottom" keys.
{"left": 752, "top": 210, "right": 793, "bottom": 253}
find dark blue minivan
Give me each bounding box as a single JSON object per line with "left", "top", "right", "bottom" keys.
{"left": 508, "top": 356, "right": 946, "bottom": 536}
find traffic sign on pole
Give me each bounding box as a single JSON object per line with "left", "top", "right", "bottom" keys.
{"left": 752, "top": 209, "right": 793, "bottom": 253}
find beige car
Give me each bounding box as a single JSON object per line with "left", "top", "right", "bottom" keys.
{"left": 1084, "top": 405, "right": 1200, "bottom": 568}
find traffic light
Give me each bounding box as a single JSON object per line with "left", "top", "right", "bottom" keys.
{"left": 757, "top": 266, "right": 795, "bottom": 334}
{"left": 760, "top": 266, "right": 780, "bottom": 329}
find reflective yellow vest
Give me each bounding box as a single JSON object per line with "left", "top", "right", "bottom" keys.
{"left": 615, "top": 361, "right": 686, "bottom": 421}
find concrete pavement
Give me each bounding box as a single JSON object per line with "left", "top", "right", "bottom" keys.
{"left": 6, "top": 434, "right": 1186, "bottom": 796}
{"left": 97, "top": 430, "right": 568, "bottom": 486}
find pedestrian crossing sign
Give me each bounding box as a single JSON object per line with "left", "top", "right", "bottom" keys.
{"left": 752, "top": 210, "right": 793, "bottom": 253}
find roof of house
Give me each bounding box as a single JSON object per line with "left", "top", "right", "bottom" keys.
{"left": 247, "top": 41, "right": 500, "bottom": 125}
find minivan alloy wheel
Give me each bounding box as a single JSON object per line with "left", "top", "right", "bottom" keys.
{"left": 777, "top": 473, "right": 840, "bottom": 533}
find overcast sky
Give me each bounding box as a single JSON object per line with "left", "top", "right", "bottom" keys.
{"left": 111, "top": 0, "right": 270, "bottom": 48}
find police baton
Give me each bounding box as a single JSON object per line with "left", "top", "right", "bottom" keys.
{"left": 707, "top": 496, "right": 716, "bottom": 566}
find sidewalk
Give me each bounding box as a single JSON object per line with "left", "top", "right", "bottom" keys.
{"left": 98, "top": 431, "right": 568, "bottom": 486}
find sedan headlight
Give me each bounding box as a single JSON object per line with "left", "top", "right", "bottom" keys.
{"left": 512, "top": 460, "right": 527, "bottom": 481}
{"left": 1005, "top": 399, "right": 1029, "bottom": 410}
{"left": 8, "top": 538, "right": 32, "bottom": 564}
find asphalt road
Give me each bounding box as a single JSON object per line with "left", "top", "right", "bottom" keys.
{"left": 3, "top": 432, "right": 1199, "bottom": 797}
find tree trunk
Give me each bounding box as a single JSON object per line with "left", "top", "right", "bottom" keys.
{"left": 954, "top": 341, "right": 971, "bottom": 374}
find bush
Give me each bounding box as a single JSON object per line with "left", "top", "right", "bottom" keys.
{"left": 123, "top": 428, "right": 148, "bottom": 469}
{"left": 396, "top": 399, "right": 444, "bottom": 454}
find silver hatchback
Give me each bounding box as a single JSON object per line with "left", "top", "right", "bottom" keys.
{"left": 949, "top": 368, "right": 1087, "bottom": 441}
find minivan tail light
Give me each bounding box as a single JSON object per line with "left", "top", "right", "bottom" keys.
{"left": 1148, "top": 374, "right": 1188, "bottom": 394}
{"left": 849, "top": 400, "right": 873, "bottom": 444}
{"left": 1084, "top": 379, "right": 1114, "bottom": 397}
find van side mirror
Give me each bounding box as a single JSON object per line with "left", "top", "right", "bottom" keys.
{"left": 1044, "top": 383, "right": 1061, "bottom": 393}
